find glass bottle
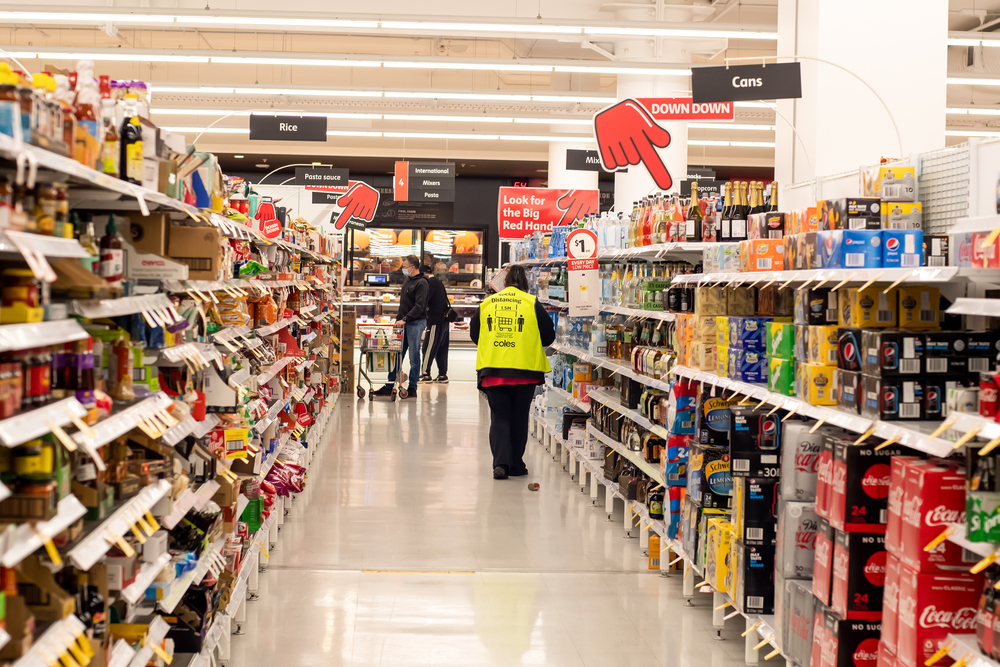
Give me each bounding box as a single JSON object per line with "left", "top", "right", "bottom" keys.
{"left": 101, "top": 99, "right": 119, "bottom": 177}
{"left": 98, "top": 214, "right": 124, "bottom": 284}
{"left": 686, "top": 181, "right": 704, "bottom": 242}
{"left": 118, "top": 93, "right": 143, "bottom": 184}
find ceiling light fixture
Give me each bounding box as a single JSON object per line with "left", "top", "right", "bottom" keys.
{"left": 947, "top": 77, "right": 1000, "bottom": 86}
{"left": 233, "top": 155, "right": 245, "bottom": 158}
{"left": 945, "top": 129, "right": 1000, "bottom": 137}
{"left": 946, "top": 107, "right": 1000, "bottom": 115}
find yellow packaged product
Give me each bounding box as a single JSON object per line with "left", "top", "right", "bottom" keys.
{"left": 706, "top": 518, "right": 733, "bottom": 594}
{"left": 694, "top": 286, "right": 727, "bottom": 316}
{"left": 694, "top": 315, "right": 718, "bottom": 344}
{"left": 716, "top": 316, "right": 730, "bottom": 347}
{"left": 838, "top": 286, "right": 898, "bottom": 328}
{"left": 898, "top": 286, "right": 940, "bottom": 330}
{"left": 806, "top": 325, "right": 839, "bottom": 366}
{"left": 796, "top": 363, "right": 838, "bottom": 406}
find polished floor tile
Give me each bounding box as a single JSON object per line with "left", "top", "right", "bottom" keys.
{"left": 231, "top": 385, "right": 750, "bottom": 667}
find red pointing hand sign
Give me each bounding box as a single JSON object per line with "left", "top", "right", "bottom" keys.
{"left": 333, "top": 181, "right": 380, "bottom": 230}
{"left": 556, "top": 189, "right": 599, "bottom": 226}
{"left": 593, "top": 99, "right": 673, "bottom": 191}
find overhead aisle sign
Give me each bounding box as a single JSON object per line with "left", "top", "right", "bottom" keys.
{"left": 394, "top": 161, "right": 456, "bottom": 202}
{"left": 566, "top": 228, "right": 599, "bottom": 318}
{"left": 691, "top": 63, "right": 802, "bottom": 103}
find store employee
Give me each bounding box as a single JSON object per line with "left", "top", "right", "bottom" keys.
{"left": 471, "top": 266, "right": 555, "bottom": 480}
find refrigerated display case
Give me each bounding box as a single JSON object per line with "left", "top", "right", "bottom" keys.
{"left": 347, "top": 226, "right": 486, "bottom": 288}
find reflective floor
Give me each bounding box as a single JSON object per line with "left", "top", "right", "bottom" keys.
{"left": 234, "top": 383, "right": 750, "bottom": 667}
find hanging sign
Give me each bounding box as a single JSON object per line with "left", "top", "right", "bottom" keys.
{"left": 254, "top": 196, "right": 281, "bottom": 238}
{"left": 565, "top": 149, "right": 602, "bottom": 172}
{"left": 295, "top": 168, "right": 349, "bottom": 191}
{"left": 566, "top": 228, "right": 599, "bottom": 318}
{"left": 330, "top": 181, "right": 380, "bottom": 232}
{"left": 249, "top": 114, "right": 327, "bottom": 142}
{"left": 496, "top": 187, "right": 599, "bottom": 240}
{"left": 691, "top": 63, "right": 802, "bottom": 103}
{"left": 394, "top": 161, "right": 456, "bottom": 202}
{"left": 593, "top": 99, "right": 673, "bottom": 191}
{"left": 636, "top": 98, "right": 735, "bottom": 121}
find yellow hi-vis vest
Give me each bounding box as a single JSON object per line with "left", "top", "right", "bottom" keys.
{"left": 475, "top": 287, "right": 551, "bottom": 374}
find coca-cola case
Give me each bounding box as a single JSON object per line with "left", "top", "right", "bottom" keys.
{"left": 733, "top": 476, "right": 779, "bottom": 544}
{"left": 884, "top": 457, "right": 922, "bottom": 558}
{"left": 774, "top": 572, "right": 795, "bottom": 651}
{"left": 816, "top": 435, "right": 848, "bottom": 519}
{"left": 832, "top": 531, "right": 887, "bottom": 621}
{"left": 781, "top": 422, "right": 831, "bottom": 502}
{"left": 813, "top": 519, "right": 836, "bottom": 606}
{"left": 776, "top": 499, "right": 819, "bottom": 578}
{"left": 837, "top": 369, "right": 862, "bottom": 415}
{"left": 976, "top": 570, "right": 998, "bottom": 658}
{"left": 900, "top": 461, "right": 975, "bottom": 573}
{"left": 811, "top": 604, "right": 830, "bottom": 667}
{"left": 730, "top": 406, "right": 781, "bottom": 477}
{"left": 875, "top": 641, "right": 895, "bottom": 667}
{"left": 896, "top": 565, "right": 981, "bottom": 667}
{"left": 861, "top": 329, "right": 924, "bottom": 377}
{"left": 789, "top": 580, "right": 817, "bottom": 667}
{"left": 880, "top": 555, "right": 901, "bottom": 656}
{"left": 734, "top": 538, "right": 776, "bottom": 614}
{"left": 838, "top": 327, "right": 864, "bottom": 373}
{"left": 825, "top": 611, "right": 882, "bottom": 667}
{"left": 829, "top": 440, "right": 907, "bottom": 533}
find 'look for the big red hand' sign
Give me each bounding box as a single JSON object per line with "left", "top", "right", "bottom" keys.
{"left": 496, "top": 187, "right": 599, "bottom": 240}
{"left": 593, "top": 98, "right": 673, "bottom": 191}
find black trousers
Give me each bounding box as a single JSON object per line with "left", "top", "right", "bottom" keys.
{"left": 420, "top": 322, "right": 449, "bottom": 375}
{"left": 482, "top": 384, "right": 536, "bottom": 474}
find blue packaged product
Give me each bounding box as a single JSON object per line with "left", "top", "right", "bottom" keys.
{"left": 733, "top": 349, "right": 769, "bottom": 384}
{"left": 817, "top": 230, "right": 882, "bottom": 269}
{"left": 881, "top": 229, "right": 923, "bottom": 268}
{"left": 734, "top": 317, "right": 771, "bottom": 351}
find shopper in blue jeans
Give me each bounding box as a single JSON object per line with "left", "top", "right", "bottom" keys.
{"left": 374, "top": 255, "right": 428, "bottom": 399}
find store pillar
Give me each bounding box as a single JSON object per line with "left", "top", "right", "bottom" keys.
{"left": 548, "top": 72, "right": 601, "bottom": 192}
{"left": 775, "top": 0, "right": 948, "bottom": 183}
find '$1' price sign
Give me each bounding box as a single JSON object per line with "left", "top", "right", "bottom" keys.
{"left": 566, "top": 228, "right": 599, "bottom": 317}
{"left": 567, "top": 228, "right": 598, "bottom": 271}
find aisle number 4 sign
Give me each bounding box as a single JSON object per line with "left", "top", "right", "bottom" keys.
{"left": 567, "top": 228, "right": 599, "bottom": 318}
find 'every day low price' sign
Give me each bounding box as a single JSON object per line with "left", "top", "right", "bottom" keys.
{"left": 496, "top": 187, "right": 599, "bottom": 240}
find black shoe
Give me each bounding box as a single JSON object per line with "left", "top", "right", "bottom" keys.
{"left": 401, "top": 388, "right": 417, "bottom": 399}
{"left": 493, "top": 466, "right": 508, "bottom": 480}
{"left": 433, "top": 374, "right": 449, "bottom": 384}
{"left": 509, "top": 468, "right": 529, "bottom": 477}
{"left": 372, "top": 385, "right": 394, "bottom": 396}
{"left": 418, "top": 374, "right": 433, "bottom": 383}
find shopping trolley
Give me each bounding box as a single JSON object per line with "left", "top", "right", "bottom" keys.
{"left": 356, "top": 324, "right": 407, "bottom": 400}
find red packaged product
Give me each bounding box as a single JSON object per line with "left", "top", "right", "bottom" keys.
{"left": 982, "top": 373, "right": 999, "bottom": 419}
{"left": 875, "top": 641, "right": 895, "bottom": 667}
{"left": 976, "top": 571, "right": 997, "bottom": 658}
{"left": 880, "top": 555, "right": 901, "bottom": 656}
{"left": 813, "top": 519, "right": 836, "bottom": 606}
{"left": 896, "top": 565, "right": 980, "bottom": 667}
{"left": 899, "top": 462, "right": 974, "bottom": 573}
{"left": 815, "top": 435, "right": 839, "bottom": 519}
{"left": 812, "top": 607, "right": 831, "bottom": 667}
{"left": 831, "top": 531, "right": 887, "bottom": 621}
{"left": 884, "top": 457, "right": 920, "bottom": 557}
{"left": 972, "top": 233, "right": 1000, "bottom": 269}
{"left": 821, "top": 609, "right": 881, "bottom": 667}
{"left": 829, "top": 440, "right": 904, "bottom": 533}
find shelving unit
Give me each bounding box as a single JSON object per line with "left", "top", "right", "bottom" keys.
{"left": 0, "top": 320, "right": 90, "bottom": 353}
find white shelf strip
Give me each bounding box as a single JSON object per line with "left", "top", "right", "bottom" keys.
{"left": 0, "top": 230, "right": 90, "bottom": 259}
{"left": 601, "top": 304, "right": 676, "bottom": 321}
{"left": 949, "top": 213, "right": 1000, "bottom": 236}
{"left": 0, "top": 319, "right": 90, "bottom": 353}
{"left": 946, "top": 523, "right": 995, "bottom": 559}
{"left": 158, "top": 537, "right": 226, "bottom": 613}
{"left": 161, "top": 480, "right": 220, "bottom": 530}
{"left": 160, "top": 342, "right": 224, "bottom": 370}
{"left": 71, "top": 293, "right": 182, "bottom": 324}
{"left": 125, "top": 617, "right": 171, "bottom": 667}
{"left": 672, "top": 364, "right": 956, "bottom": 457}
{"left": 120, "top": 552, "right": 172, "bottom": 605}
{"left": 1, "top": 495, "right": 87, "bottom": 568}
{"left": 257, "top": 357, "right": 293, "bottom": 385}
{"left": 255, "top": 317, "right": 295, "bottom": 337}
{"left": 587, "top": 388, "right": 671, "bottom": 440}
{"left": 11, "top": 615, "right": 90, "bottom": 667}
{"left": 547, "top": 384, "right": 588, "bottom": 411}
{"left": 107, "top": 639, "right": 136, "bottom": 667}
{"left": 947, "top": 633, "right": 1000, "bottom": 667}
{"left": 73, "top": 393, "right": 174, "bottom": 452}
{"left": 947, "top": 297, "right": 1000, "bottom": 317}
{"left": 227, "top": 367, "right": 251, "bottom": 389}
{"left": 0, "top": 396, "right": 88, "bottom": 448}
{"left": 67, "top": 479, "right": 172, "bottom": 570}
{"left": 161, "top": 415, "right": 197, "bottom": 447}
{"left": 673, "top": 266, "right": 958, "bottom": 286}
{"left": 193, "top": 414, "right": 221, "bottom": 438}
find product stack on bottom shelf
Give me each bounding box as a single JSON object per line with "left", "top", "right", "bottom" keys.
{"left": 523, "top": 154, "right": 1000, "bottom": 667}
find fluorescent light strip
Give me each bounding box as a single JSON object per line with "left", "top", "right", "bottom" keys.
{"left": 688, "top": 139, "right": 775, "bottom": 147}
{"left": 947, "top": 77, "right": 1000, "bottom": 86}
{"left": 582, "top": 27, "right": 777, "bottom": 40}
{"left": 152, "top": 85, "right": 612, "bottom": 104}
{"left": 948, "top": 38, "right": 1000, "bottom": 47}
{"left": 4, "top": 50, "right": 209, "bottom": 63}
{"left": 688, "top": 122, "right": 775, "bottom": 131}
{"left": 151, "top": 108, "right": 593, "bottom": 124}
{"left": 945, "top": 130, "right": 1000, "bottom": 137}
{"left": 947, "top": 107, "right": 1000, "bottom": 116}
{"left": 379, "top": 21, "right": 582, "bottom": 34}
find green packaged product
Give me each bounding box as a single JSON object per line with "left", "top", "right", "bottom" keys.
{"left": 768, "top": 357, "right": 796, "bottom": 396}
{"left": 767, "top": 322, "right": 795, "bottom": 360}
{"left": 967, "top": 493, "right": 1000, "bottom": 542}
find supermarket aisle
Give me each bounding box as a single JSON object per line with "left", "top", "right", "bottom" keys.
{"left": 232, "top": 385, "right": 748, "bottom": 667}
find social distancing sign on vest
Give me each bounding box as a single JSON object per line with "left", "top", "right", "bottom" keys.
{"left": 475, "top": 287, "right": 551, "bottom": 374}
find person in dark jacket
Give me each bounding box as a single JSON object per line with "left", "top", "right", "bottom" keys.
{"left": 418, "top": 265, "right": 451, "bottom": 384}
{"left": 374, "top": 255, "right": 427, "bottom": 398}
{"left": 470, "top": 265, "right": 556, "bottom": 479}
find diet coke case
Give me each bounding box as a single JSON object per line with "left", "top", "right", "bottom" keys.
{"left": 776, "top": 500, "right": 819, "bottom": 578}
{"left": 781, "top": 422, "right": 832, "bottom": 502}
{"left": 832, "top": 531, "right": 887, "bottom": 621}
{"left": 880, "top": 554, "right": 901, "bottom": 656}
{"left": 813, "top": 519, "right": 837, "bottom": 606}
{"left": 896, "top": 566, "right": 981, "bottom": 667}
{"left": 824, "top": 612, "right": 882, "bottom": 667}
{"left": 884, "top": 456, "right": 922, "bottom": 558}
{"left": 829, "top": 440, "right": 907, "bottom": 533}
{"left": 900, "top": 462, "right": 974, "bottom": 573}
{"left": 789, "top": 581, "right": 817, "bottom": 667}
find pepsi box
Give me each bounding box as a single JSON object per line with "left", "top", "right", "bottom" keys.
{"left": 733, "top": 476, "right": 779, "bottom": 543}
{"left": 923, "top": 332, "right": 970, "bottom": 375}
{"left": 730, "top": 406, "right": 781, "bottom": 477}
{"left": 861, "top": 374, "right": 924, "bottom": 421}
{"left": 922, "top": 375, "right": 977, "bottom": 422}
{"left": 734, "top": 317, "right": 771, "bottom": 351}
{"left": 881, "top": 230, "right": 923, "bottom": 269}
{"left": 818, "top": 230, "right": 883, "bottom": 270}
{"left": 795, "top": 287, "right": 839, "bottom": 326}
{"left": 968, "top": 331, "right": 1000, "bottom": 375}
{"left": 837, "top": 328, "right": 864, "bottom": 372}
{"left": 734, "top": 539, "right": 777, "bottom": 614}
{"left": 836, "top": 369, "right": 862, "bottom": 414}
{"left": 733, "top": 349, "right": 768, "bottom": 384}
{"left": 861, "top": 329, "right": 923, "bottom": 377}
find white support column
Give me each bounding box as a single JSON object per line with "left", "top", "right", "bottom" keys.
{"left": 269, "top": 509, "right": 279, "bottom": 548}
{"left": 623, "top": 501, "right": 633, "bottom": 534}
{"left": 249, "top": 553, "right": 260, "bottom": 597}
{"left": 605, "top": 484, "right": 616, "bottom": 518}
{"left": 712, "top": 591, "right": 726, "bottom": 639}
{"left": 590, "top": 471, "right": 600, "bottom": 503}
{"left": 745, "top": 618, "right": 761, "bottom": 665}
{"left": 639, "top": 522, "right": 649, "bottom": 551}
{"left": 775, "top": 0, "right": 947, "bottom": 183}
{"left": 682, "top": 559, "right": 695, "bottom": 604}
{"left": 233, "top": 591, "right": 246, "bottom": 634}
{"left": 218, "top": 614, "right": 232, "bottom": 663}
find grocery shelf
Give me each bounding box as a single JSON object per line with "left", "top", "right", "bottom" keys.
{"left": 0, "top": 133, "right": 202, "bottom": 220}
{"left": 0, "top": 495, "right": 87, "bottom": 568}
{"left": 947, "top": 632, "right": 1000, "bottom": 667}
{"left": 551, "top": 342, "right": 673, "bottom": 392}
{"left": 0, "top": 319, "right": 90, "bottom": 353}
{"left": 587, "top": 388, "right": 671, "bottom": 440}
{"left": 0, "top": 396, "right": 89, "bottom": 447}
{"left": 255, "top": 317, "right": 296, "bottom": 337}
{"left": 949, "top": 213, "right": 1000, "bottom": 236}
{"left": 538, "top": 297, "right": 567, "bottom": 309}
{"left": 123, "top": 617, "right": 170, "bottom": 667}
{"left": 947, "top": 297, "right": 1000, "bottom": 317}
{"left": 120, "top": 552, "right": 172, "bottom": 605}
{"left": 0, "top": 230, "right": 91, "bottom": 259}
{"left": 158, "top": 537, "right": 225, "bottom": 613}
{"left": 71, "top": 293, "right": 181, "bottom": 324}
{"left": 11, "top": 615, "right": 91, "bottom": 667}
{"left": 672, "top": 365, "right": 956, "bottom": 457}
{"left": 159, "top": 342, "right": 224, "bottom": 370}
{"left": 946, "top": 410, "right": 1000, "bottom": 443}
{"left": 547, "top": 384, "right": 588, "bottom": 411}
{"left": 161, "top": 481, "right": 220, "bottom": 530}
{"left": 946, "top": 523, "right": 995, "bottom": 559}
{"left": 601, "top": 304, "right": 676, "bottom": 321}
{"left": 73, "top": 393, "right": 175, "bottom": 454}
{"left": 107, "top": 639, "right": 136, "bottom": 667}
{"left": 586, "top": 423, "right": 664, "bottom": 486}
{"left": 68, "top": 479, "right": 172, "bottom": 571}
{"left": 672, "top": 266, "right": 960, "bottom": 286}
{"left": 257, "top": 357, "right": 294, "bottom": 385}
{"left": 599, "top": 242, "right": 710, "bottom": 260}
